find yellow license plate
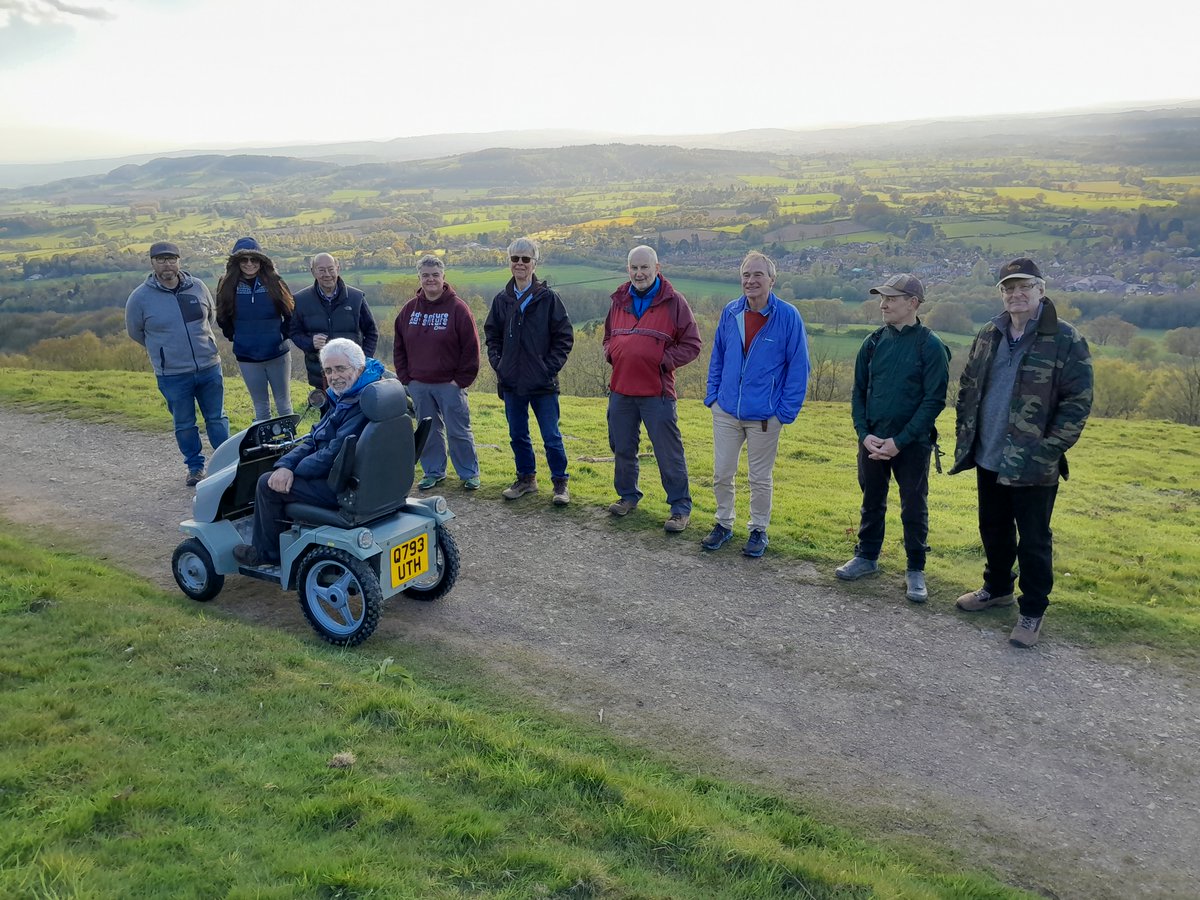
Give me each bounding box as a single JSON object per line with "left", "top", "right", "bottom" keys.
{"left": 390, "top": 532, "right": 429, "bottom": 588}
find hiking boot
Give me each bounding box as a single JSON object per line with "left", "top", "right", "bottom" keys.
{"left": 503, "top": 475, "right": 538, "bottom": 500}
{"left": 955, "top": 587, "right": 1015, "bottom": 612}
{"left": 1010, "top": 614, "right": 1044, "bottom": 648}
{"left": 418, "top": 474, "right": 445, "bottom": 491}
{"left": 905, "top": 570, "right": 928, "bottom": 603}
{"left": 700, "top": 523, "right": 733, "bottom": 551}
{"left": 186, "top": 468, "right": 205, "bottom": 487}
{"left": 233, "top": 543, "right": 261, "bottom": 566}
{"left": 462, "top": 476, "right": 481, "bottom": 490}
{"left": 551, "top": 478, "right": 570, "bottom": 506}
{"left": 608, "top": 498, "right": 638, "bottom": 517}
{"left": 835, "top": 556, "right": 878, "bottom": 580}
{"left": 742, "top": 529, "right": 769, "bottom": 558}
{"left": 663, "top": 513, "right": 690, "bottom": 533}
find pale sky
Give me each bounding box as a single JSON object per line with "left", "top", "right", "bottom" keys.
{"left": 1, "top": 0, "right": 1196, "bottom": 164}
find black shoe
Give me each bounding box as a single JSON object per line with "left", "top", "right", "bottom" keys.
{"left": 186, "top": 468, "right": 205, "bottom": 487}
{"left": 233, "top": 544, "right": 261, "bottom": 566}
{"left": 700, "top": 524, "right": 733, "bottom": 551}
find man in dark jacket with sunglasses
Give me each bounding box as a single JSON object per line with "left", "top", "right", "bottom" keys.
{"left": 485, "top": 237, "right": 574, "bottom": 505}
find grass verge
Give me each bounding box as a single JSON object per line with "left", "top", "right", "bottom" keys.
{"left": 0, "top": 526, "right": 1025, "bottom": 898}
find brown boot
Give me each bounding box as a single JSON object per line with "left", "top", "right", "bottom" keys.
{"left": 955, "top": 587, "right": 1015, "bottom": 611}
{"left": 1009, "top": 614, "right": 1044, "bottom": 648}
{"left": 551, "top": 478, "right": 570, "bottom": 505}
{"left": 502, "top": 474, "right": 538, "bottom": 500}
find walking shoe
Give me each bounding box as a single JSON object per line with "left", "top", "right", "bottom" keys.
{"left": 700, "top": 523, "right": 733, "bottom": 551}
{"left": 232, "top": 543, "right": 261, "bottom": 566}
{"left": 418, "top": 474, "right": 445, "bottom": 491}
{"left": 1009, "top": 614, "right": 1044, "bottom": 648}
{"left": 835, "top": 556, "right": 878, "bottom": 580}
{"left": 608, "top": 498, "right": 638, "bottom": 517}
{"left": 186, "top": 468, "right": 205, "bottom": 487}
{"left": 955, "top": 587, "right": 1015, "bottom": 611}
{"left": 663, "top": 513, "right": 690, "bottom": 533}
{"left": 905, "top": 570, "right": 928, "bottom": 603}
{"left": 742, "top": 529, "right": 769, "bottom": 558}
{"left": 551, "top": 478, "right": 570, "bottom": 506}
{"left": 462, "top": 476, "right": 481, "bottom": 490}
{"left": 503, "top": 475, "right": 538, "bottom": 500}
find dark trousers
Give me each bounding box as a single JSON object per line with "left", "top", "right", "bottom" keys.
{"left": 503, "top": 390, "right": 568, "bottom": 480}
{"left": 854, "top": 442, "right": 931, "bottom": 570}
{"left": 251, "top": 471, "right": 338, "bottom": 562}
{"left": 607, "top": 392, "right": 691, "bottom": 515}
{"left": 976, "top": 467, "right": 1059, "bottom": 617}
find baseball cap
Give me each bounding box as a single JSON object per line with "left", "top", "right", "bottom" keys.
{"left": 870, "top": 273, "right": 925, "bottom": 303}
{"left": 996, "top": 258, "right": 1043, "bottom": 286}
{"left": 149, "top": 241, "right": 180, "bottom": 258}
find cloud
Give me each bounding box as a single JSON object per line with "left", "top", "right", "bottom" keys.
{"left": 0, "top": 0, "right": 115, "bottom": 26}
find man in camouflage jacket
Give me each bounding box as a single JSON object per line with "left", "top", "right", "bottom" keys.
{"left": 949, "top": 258, "right": 1093, "bottom": 648}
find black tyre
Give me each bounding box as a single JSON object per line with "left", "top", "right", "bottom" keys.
{"left": 172, "top": 538, "right": 224, "bottom": 602}
{"left": 403, "top": 525, "right": 460, "bottom": 602}
{"left": 296, "top": 547, "right": 382, "bottom": 647}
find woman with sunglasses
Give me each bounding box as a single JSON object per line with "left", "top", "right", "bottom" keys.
{"left": 215, "top": 237, "right": 295, "bottom": 420}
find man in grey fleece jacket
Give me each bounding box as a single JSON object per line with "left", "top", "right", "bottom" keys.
{"left": 125, "top": 241, "right": 229, "bottom": 485}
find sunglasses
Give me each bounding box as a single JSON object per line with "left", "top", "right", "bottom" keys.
{"left": 510, "top": 255, "right": 533, "bottom": 263}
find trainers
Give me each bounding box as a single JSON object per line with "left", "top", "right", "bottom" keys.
{"left": 700, "top": 523, "right": 733, "bottom": 551}
{"left": 742, "top": 529, "right": 769, "bottom": 558}
{"left": 462, "top": 476, "right": 481, "bottom": 490}
{"left": 608, "top": 498, "right": 638, "bottom": 517}
{"left": 186, "top": 468, "right": 205, "bottom": 487}
{"left": 551, "top": 478, "right": 570, "bottom": 506}
{"left": 503, "top": 475, "right": 538, "bottom": 500}
{"left": 905, "top": 570, "right": 928, "bottom": 603}
{"left": 835, "top": 556, "right": 878, "bottom": 580}
{"left": 664, "top": 513, "right": 690, "bottom": 533}
{"left": 1009, "top": 614, "right": 1044, "bottom": 648}
{"left": 955, "top": 587, "right": 1015, "bottom": 611}
{"left": 418, "top": 474, "right": 445, "bottom": 491}
{"left": 232, "top": 543, "right": 261, "bottom": 566}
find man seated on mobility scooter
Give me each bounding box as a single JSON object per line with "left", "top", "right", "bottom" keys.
{"left": 233, "top": 338, "right": 382, "bottom": 567}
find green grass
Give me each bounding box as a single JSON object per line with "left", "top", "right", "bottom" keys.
{"left": 2, "top": 368, "right": 1197, "bottom": 659}
{"left": 0, "top": 527, "right": 1026, "bottom": 898}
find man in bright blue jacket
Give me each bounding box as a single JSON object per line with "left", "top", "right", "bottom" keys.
{"left": 702, "top": 252, "right": 810, "bottom": 557}
{"left": 233, "top": 340, "right": 384, "bottom": 567}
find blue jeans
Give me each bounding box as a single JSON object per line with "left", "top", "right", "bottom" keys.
{"left": 503, "top": 391, "right": 568, "bottom": 480}
{"left": 156, "top": 364, "right": 230, "bottom": 471}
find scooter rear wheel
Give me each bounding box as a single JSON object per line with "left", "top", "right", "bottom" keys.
{"left": 297, "top": 547, "right": 382, "bottom": 646}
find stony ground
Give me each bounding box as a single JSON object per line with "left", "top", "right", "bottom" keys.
{"left": 2, "top": 407, "right": 1197, "bottom": 899}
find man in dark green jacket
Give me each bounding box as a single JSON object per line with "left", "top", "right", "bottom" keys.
{"left": 836, "top": 274, "right": 949, "bottom": 603}
{"left": 949, "top": 258, "right": 1093, "bottom": 648}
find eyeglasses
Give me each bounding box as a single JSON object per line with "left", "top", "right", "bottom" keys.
{"left": 1000, "top": 281, "right": 1040, "bottom": 296}
{"left": 510, "top": 255, "right": 533, "bottom": 264}
{"left": 322, "top": 364, "right": 355, "bottom": 376}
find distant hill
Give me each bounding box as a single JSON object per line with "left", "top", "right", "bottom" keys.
{"left": 3, "top": 102, "right": 1198, "bottom": 190}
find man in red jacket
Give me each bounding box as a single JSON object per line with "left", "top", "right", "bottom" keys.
{"left": 393, "top": 255, "right": 481, "bottom": 490}
{"left": 603, "top": 245, "right": 702, "bottom": 532}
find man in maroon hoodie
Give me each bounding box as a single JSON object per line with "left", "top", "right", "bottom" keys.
{"left": 393, "top": 255, "right": 481, "bottom": 490}
{"left": 603, "top": 245, "right": 702, "bottom": 532}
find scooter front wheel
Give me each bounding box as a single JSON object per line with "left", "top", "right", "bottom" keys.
{"left": 172, "top": 538, "right": 224, "bottom": 602}
{"left": 296, "top": 547, "right": 382, "bottom": 646}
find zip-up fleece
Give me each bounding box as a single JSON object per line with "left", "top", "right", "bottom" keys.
{"left": 603, "top": 276, "right": 701, "bottom": 398}
{"left": 950, "top": 297, "right": 1093, "bottom": 486}
{"left": 705, "top": 293, "right": 810, "bottom": 423}
{"left": 125, "top": 271, "right": 221, "bottom": 376}
{"left": 216, "top": 277, "right": 290, "bottom": 362}
{"left": 851, "top": 321, "right": 949, "bottom": 449}
{"left": 484, "top": 276, "right": 574, "bottom": 396}
{"left": 392, "top": 284, "right": 480, "bottom": 388}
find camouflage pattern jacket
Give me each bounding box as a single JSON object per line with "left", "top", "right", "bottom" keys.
{"left": 950, "top": 297, "right": 1093, "bottom": 486}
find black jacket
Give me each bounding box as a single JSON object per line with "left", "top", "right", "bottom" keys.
{"left": 484, "top": 277, "right": 574, "bottom": 395}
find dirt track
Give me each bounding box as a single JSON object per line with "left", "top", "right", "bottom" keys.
{"left": 2, "top": 407, "right": 1197, "bottom": 899}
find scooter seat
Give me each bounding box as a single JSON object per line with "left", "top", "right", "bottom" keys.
{"left": 284, "top": 502, "right": 355, "bottom": 528}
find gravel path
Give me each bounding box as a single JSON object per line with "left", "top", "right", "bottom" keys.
{"left": 1, "top": 407, "right": 1196, "bottom": 899}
